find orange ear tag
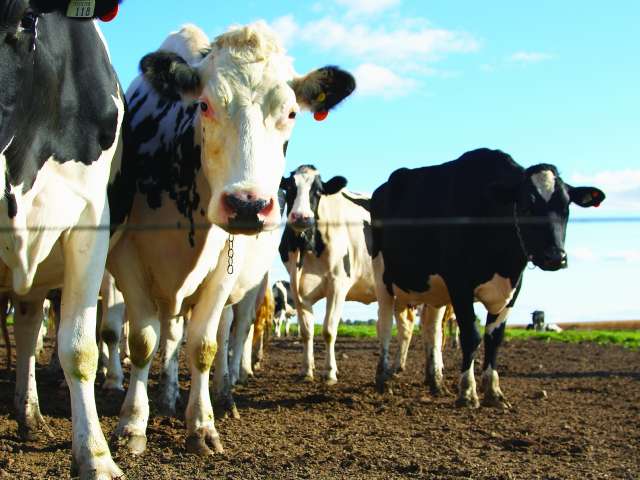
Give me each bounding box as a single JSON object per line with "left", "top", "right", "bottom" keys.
{"left": 314, "top": 110, "right": 328, "bottom": 121}
{"left": 100, "top": 4, "right": 119, "bottom": 21}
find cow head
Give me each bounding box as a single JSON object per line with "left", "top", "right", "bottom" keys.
{"left": 279, "top": 165, "right": 347, "bottom": 233}
{"left": 0, "top": 0, "right": 120, "bottom": 182}
{"left": 139, "top": 23, "right": 355, "bottom": 234}
{"left": 491, "top": 164, "right": 605, "bottom": 271}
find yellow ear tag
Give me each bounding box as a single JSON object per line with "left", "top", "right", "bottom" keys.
{"left": 316, "top": 92, "right": 326, "bottom": 103}
{"left": 67, "top": 0, "right": 96, "bottom": 18}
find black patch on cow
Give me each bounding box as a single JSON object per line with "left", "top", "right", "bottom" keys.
{"left": 279, "top": 224, "right": 326, "bottom": 268}
{"left": 283, "top": 140, "right": 289, "bottom": 157}
{"left": 5, "top": 192, "right": 17, "bottom": 219}
{"left": 342, "top": 191, "right": 370, "bottom": 211}
{"left": 362, "top": 220, "right": 373, "bottom": 256}
{"left": 1, "top": 11, "right": 120, "bottom": 196}
{"left": 121, "top": 84, "right": 202, "bottom": 245}
{"left": 342, "top": 253, "right": 351, "bottom": 277}
{"left": 140, "top": 51, "right": 201, "bottom": 101}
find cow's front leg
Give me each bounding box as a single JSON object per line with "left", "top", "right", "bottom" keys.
{"left": 322, "top": 282, "right": 348, "bottom": 386}
{"left": 392, "top": 305, "right": 416, "bottom": 375}
{"left": 59, "top": 220, "right": 122, "bottom": 479}
{"left": 451, "top": 296, "right": 481, "bottom": 408}
{"left": 13, "top": 297, "right": 51, "bottom": 440}
{"left": 297, "top": 300, "right": 315, "bottom": 381}
{"left": 481, "top": 309, "right": 512, "bottom": 409}
{"left": 229, "top": 287, "right": 259, "bottom": 385}
{"left": 158, "top": 315, "right": 184, "bottom": 416}
{"left": 421, "top": 305, "right": 449, "bottom": 396}
{"left": 212, "top": 307, "right": 238, "bottom": 420}
{"left": 100, "top": 288, "right": 125, "bottom": 392}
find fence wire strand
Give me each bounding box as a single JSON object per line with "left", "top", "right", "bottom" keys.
{"left": 0, "top": 216, "right": 638, "bottom": 232}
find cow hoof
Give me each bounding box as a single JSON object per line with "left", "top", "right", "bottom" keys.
{"left": 482, "top": 395, "right": 512, "bottom": 409}
{"left": 71, "top": 454, "right": 124, "bottom": 480}
{"left": 113, "top": 433, "right": 147, "bottom": 456}
{"left": 214, "top": 399, "right": 240, "bottom": 420}
{"left": 297, "top": 373, "right": 314, "bottom": 383}
{"left": 17, "top": 412, "right": 53, "bottom": 441}
{"left": 455, "top": 395, "right": 480, "bottom": 409}
{"left": 325, "top": 377, "right": 338, "bottom": 387}
{"left": 429, "top": 383, "right": 451, "bottom": 398}
{"left": 185, "top": 429, "right": 224, "bottom": 456}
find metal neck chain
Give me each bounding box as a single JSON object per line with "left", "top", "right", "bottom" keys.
{"left": 513, "top": 203, "right": 535, "bottom": 269}
{"left": 227, "top": 234, "right": 234, "bottom": 274}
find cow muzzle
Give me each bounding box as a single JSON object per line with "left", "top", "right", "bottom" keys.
{"left": 289, "top": 212, "right": 316, "bottom": 232}
{"left": 538, "top": 248, "right": 568, "bottom": 271}
{"left": 221, "top": 191, "right": 275, "bottom": 234}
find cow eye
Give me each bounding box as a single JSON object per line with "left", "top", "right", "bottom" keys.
{"left": 288, "top": 111, "right": 297, "bottom": 120}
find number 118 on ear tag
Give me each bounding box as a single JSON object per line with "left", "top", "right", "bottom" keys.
{"left": 67, "top": 0, "right": 96, "bottom": 18}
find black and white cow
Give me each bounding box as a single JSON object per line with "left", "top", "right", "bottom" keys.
{"left": 280, "top": 166, "right": 415, "bottom": 384}
{"left": 272, "top": 280, "right": 295, "bottom": 337}
{"left": 0, "top": 1, "right": 125, "bottom": 478}
{"left": 107, "top": 23, "right": 355, "bottom": 456}
{"left": 371, "top": 148, "right": 604, "bottom": 408}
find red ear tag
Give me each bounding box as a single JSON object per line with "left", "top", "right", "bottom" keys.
{"left": 314, "top": 110, "right": 328, "bottom": 122}
{"left": 99, "top": 4, "right": 118, "bottom": 22}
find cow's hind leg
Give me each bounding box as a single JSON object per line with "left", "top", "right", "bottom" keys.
{"left": 421, "top": 305, "right": 449, "bottom": 396}
{"left": 373, "top": 256, "right": 395, "bottom": 393}
{"left": 1, "top": 294, "right": 11, "bottom": 371}
{"left": 481, "top": 308, "right": 512, "bottom": 409}
{"left": 158, "top": 315, "right": 184, "bottom": 416}
{"left": 100, "top": 283, "right": 125, "bottom": 392}
{"left": 13, "top": 297, "right": 51, "bottom": 440}
{"left": 229, "top": 286, "right": 259, "bottom": 385}
{"left": 212, "top": 307, "right": 239, "bottom": 420}
{"left": 451, "top": 295, "right": 481, "bottom": 408}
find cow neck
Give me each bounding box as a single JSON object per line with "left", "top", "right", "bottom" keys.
{"left": 513, "top": 203, "right": 534, "bottom": 269}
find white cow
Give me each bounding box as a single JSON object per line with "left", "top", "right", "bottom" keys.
{"left": 107, "top": 23, "right": 355, "bottom": 456}
{"left": 279, "top": 166, "right": 415, "bottom": 384}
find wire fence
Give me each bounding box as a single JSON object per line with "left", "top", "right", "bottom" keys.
{"left": 0, "top": 216, "right": 638, "bottom": 232}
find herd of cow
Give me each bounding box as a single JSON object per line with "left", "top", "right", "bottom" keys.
{"left": 0, "top": 2, "right": 606, "bottom": 478}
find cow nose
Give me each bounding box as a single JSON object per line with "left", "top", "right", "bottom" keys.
{"left": 223, "top": 192, "right": 270, "bottom": 217}
{"left": 289, "top": 212, "right": 315, "bottom": 230}
{"left": 543, "top": 248, "right": 568, "bottom": 270}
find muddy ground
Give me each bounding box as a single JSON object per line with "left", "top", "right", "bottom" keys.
{"left": 0, "top": 334, "right": 639, "bottom": 479}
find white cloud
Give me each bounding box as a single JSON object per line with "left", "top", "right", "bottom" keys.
{"left": 353, "top": 63, "right": 417, "bottom": 97}
{"left": 269, "top": 15, "right": 299, "bottom": 47}
{"left": 509, "top": 51, "right": 554, "bottom": 63}
{"left": 568, "top": 246, "right": 640, "bottom": 263}
{"left": 335, "top": 0, "right": 401, "bottom": 15}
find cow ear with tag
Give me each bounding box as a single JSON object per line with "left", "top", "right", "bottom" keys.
{"left": 291, "top": 66, "right": 356, "bottom": 120}
{"left": 568, "top": 186, "right": 606, "bottom": 208}
{"left": 139, "top": 51, "right": 202, "bottom": 102}
{"left": 321, "top": 176, "right": 348, "bottom": 195}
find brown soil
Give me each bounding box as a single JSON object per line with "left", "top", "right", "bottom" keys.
{"left": 1, "top": 335, "right": 639, "bottom": 479}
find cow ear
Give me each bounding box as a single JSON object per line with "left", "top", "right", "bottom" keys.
{"left": 291, "top": 66, "right": 356, "bottom": 114}
{"left": 279, "top": 176, "right": 291, "bottom": 190}
{"left": 322, "top": 176, "right": 347, "bottom": 195}
{"left": 139, "top": 51, "right": 203, "bottom": 101}
{"left": 568, "top": 186, "right": 606, "bottom": 208}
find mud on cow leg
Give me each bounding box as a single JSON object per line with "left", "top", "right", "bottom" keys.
{"left": 13, "top": 298, "right": 52, "bottom": 440}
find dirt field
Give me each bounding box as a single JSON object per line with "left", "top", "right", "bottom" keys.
{"left": 1, "top": 335, "right": 639, "bottom": 479}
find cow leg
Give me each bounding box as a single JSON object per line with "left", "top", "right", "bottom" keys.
{"left": 121, "top": 310, "right": 130, "bottom": 367}
{"left": 158, "top": 315, "right": 184, "bottom": 416}
{"left": 392, "top": 306, "right": 415, "bottom": 375}
{"left": 229, "top": 287, "right": 258, "bottom": 385}
{"left": 212, "top": 306, "right": 239, "bottom": 420}
{"left": 297, "top": 301, "right": 315, "bottom": 381}
{"left": 45, "top": 292, "right": 63, "bottom": 379}
{"left": 273, "top": 313, "right": 282, "bottom": 338}
{"left": 252, "top": 325, "right": 264, "bottom": 371}
{"left": 13, "top": 297, "right": 51, "bottom": 440}
{"left": 284, "top": 315, "right": 291, "bottom": 337}
{"left": 481, "top": 309, "right": 512, "bottom": 409}
{"left": 100, "top": 286, "right": 125, "bottom": 392}
{"left": 58, "top": 219, "right": 122, "bottom": 478}
{"left": 322, "top": 283, "right": 348, "bottom": 386}
{"left": 452, "top": 297, "right": 481, "bottom": 408}
{"left": 110, "top": 253, "right": 159, "bottom": 456}
{"left": 239, "top": 323, "right": 254, "bottom": 384}
{"left": 421, "top": 305, "right": 449, "bottom": 396}
{"left": 373, "top": 255, "right": 394, "bottom": 392}
{"left": 1, "top": 295, "right": 12, "bottom": 371}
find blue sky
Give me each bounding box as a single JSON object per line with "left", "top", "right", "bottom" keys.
{"left": 101, "top": 1, "right": 639, "bottom": 324}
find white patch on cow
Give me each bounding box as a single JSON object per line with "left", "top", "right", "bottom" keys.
{"left": 290, "top": 168, "right": 319, "bottom": 221}
{"left": 474, "top": 274, "right": 515, "bottom": 315}
{"left": 485, "top": 307, "right": 512, "bottom": 336}
{"left": 531, "top": 170, "right": 556, "bottom": 202}
{"left": 160, "top": 24, "right": 211, "bottom": 64}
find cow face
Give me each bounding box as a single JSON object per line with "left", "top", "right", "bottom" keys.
{"left": 493, "top": 164, "right": 605, "bottom": 271}
{"left": 280, "top": 165, "right": 347, "bottom": 233}
{"left": 140, "top": 23, "right": 355, "bottom": 234}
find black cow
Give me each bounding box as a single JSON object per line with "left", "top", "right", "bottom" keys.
{"left": 1, "top": 2, "right": 125, "bottom": 478}
{"left": 371, "top": 148, "right": 604, "bottom": 408}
